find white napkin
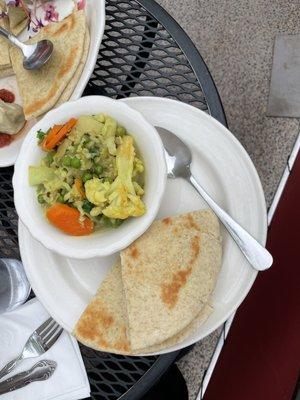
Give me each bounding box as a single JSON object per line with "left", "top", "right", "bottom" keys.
{"left": 0, "top": 299, "right": 90, "bottom": 400}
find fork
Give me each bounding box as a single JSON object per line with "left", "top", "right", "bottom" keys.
{"left": 0, "top": 318, "right": 63, "bottom": 379}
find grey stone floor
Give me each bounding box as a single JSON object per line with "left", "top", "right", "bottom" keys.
{"left": 156, "top": 0, "right": 300, "bottom": 398}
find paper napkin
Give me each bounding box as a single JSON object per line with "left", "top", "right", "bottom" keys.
{"left": 0, "top": 298, "right": 90, "bottom": 400}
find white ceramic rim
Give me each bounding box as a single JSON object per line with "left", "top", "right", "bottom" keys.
{"left": 13, "top": 96, "right": 166, "bottom": 259}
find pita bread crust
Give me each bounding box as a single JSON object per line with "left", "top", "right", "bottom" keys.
{"left": 121, "top": 210, "right": 222, "bottom": 351}
{"left": 74, "top": 261, "right": 131, "bottom": 354}
{"left": 55, "top": 27, "right": 90, "bottom": 107}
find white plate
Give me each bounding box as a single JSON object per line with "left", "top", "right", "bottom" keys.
{"left": 18, "top": 97, "right": 267, "bottom": 355}
{"left": 0, "top": 0, "right": 105, "bottom": 168}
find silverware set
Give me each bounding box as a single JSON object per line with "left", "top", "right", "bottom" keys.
{"left": 0, "top": 317, "right": 62, "bottom": 394}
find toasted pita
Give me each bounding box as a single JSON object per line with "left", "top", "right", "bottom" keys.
{"left": 74, "top": 260, "right": 131, "bottom": 354}
{"left": 121, "top": 210, "right": 222, "bottom": 351}
{"left": 7, "top": 5, "right": 28, "bottom": 36}
{"left": 55, "top": 26, "right": 90, "bottom": 107}
{"left": 0, "top": 2, "right": 11, "bottom": 69}
{"left": 74, "top": 259, "right": 213, "bottom": 355}
{"left": 10, "top": 10, "right": 86, "bottom": 120}
{"left": 137, "top": 303, "right": 213, "bottom": 354}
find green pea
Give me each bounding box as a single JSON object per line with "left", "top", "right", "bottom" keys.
{"left": 62, "top": 156, "right": 71, "bottom": 167}
{"left": 37, "top": 194, "right": 45, "bottom": 204}
{"left": 82, "top": 200, "right": 93, "bottom": 213}
{"left": 94, "top": 165, "right": 103, "bottom": 175}
{"left": 82, "top": 171, "right": 93, "bottom": 183}
{"left": 71, "top": 157, "right": 81, "bottom": 169}
{"left": 117, "top": 126, "right": 126, "bottom": 136}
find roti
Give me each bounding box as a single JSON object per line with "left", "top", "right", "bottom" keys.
{"left": 7, "top": 5, "right": 28, "bottom": 36}
{"left": 74, "top": 259, "right": 214, "bottom": 355}
{"left": 0, "top": 1, "right": 11, "bottom": 69}
{"left": 55, "top": 26, "right": 90, "bottom": 107}
{"left": 10, "top": 10, "right": 86, "bottom": 120}
{"left": 121, "top": 210, "right": 222, "bottom": 351}
{"left": 139, "top": 303, "right": 213, "bottom": 354}
{"left": 74, "top": 260, "right": 131, "bottom": 354}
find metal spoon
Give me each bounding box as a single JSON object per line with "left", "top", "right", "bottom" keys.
{"left": 156, "top": 126, "right": 273, "bottom": 271}
{"left": 0, "top": 26, "right": 53, "bottom": 70}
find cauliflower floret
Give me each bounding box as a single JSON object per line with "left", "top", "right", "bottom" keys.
{"left": 102, "top": 135, "right": 146, "bottom": 219}
{"left": 85, "top": 178, "right": 110, "bottom": 206}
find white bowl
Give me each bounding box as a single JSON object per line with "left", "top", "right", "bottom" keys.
{"left": 13, "top": 96, "right": 166, "bottom": 259}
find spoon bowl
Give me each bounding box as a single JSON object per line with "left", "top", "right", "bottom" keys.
{"left": 22, "top": 40, "right": 54, "bottom": 70}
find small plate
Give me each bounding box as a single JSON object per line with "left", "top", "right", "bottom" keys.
{"left": 18, "top": 97, "right": 267, "bottom": 355}
{"left": 0, "top": 0, "right": 105, "bottom": 168}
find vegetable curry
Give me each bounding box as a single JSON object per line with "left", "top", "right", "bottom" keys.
{"left": 29, "top": 114, "right": 146, "bottom": 235}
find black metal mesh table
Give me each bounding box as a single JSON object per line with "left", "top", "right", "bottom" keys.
{"left": 0, "top": 0, "right": 226, "bottom": 399}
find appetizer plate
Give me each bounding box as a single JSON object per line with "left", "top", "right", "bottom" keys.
{"left": 18, "top": 97, "right": 267, "bottom": 355}
{"left": 0, "top": 0, "right": 105, "bottom": 168}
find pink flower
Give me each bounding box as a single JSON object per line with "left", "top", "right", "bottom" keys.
{"left": 77, "top": 0, "right": 86, "bottom": 11}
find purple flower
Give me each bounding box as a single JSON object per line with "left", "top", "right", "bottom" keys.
{"left": 44, "top": 4, "right": 59, "bottom": 22}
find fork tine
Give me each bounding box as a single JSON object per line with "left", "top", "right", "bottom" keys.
{"left": 38, "top": 319, "right": 57, "bottom": 339}
{"left": 44, "top": 326, "right": 63, "bottom": 349}
{"left": 41, "top": 321, "right": 60, "bottom": 344}
{"left": 35, "top": 317, "right": 53, "bottom": 335}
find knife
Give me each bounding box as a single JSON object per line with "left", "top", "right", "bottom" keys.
{"left": 0, "top": 360, "right": 56, "bottom": 395}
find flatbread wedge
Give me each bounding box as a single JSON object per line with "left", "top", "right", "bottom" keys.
{"left": 0, "top": 1, "right": 11, "bottom": 69}
{"left": 121, "top": 210, "right": 222, "bottom": 351}
{"left": 55, "top": 26, "right": 90, "bottom": 107}
{"left": 139, "top": 303, "right": 213, "bottom": 354}
{"left": 7, "top": 5, "right": 28, "bottom": 36}
{"left": 74, "top": 260, "right": 214, "bottom": 355}
{"left": 10, "top": 10, "right": 86, "bottom": 120}
{"left": 74, "top": 260, "right": 131, "bottom": 354}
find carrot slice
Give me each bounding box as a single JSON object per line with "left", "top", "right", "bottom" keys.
{"left": 74, "top": 178, "right": 85, "bottom": 198}
{"left": 42, "top": 118, "right": 77, "bottom": 150}
{"left": 46, "top": 203, "right": 94, "bottom": 236}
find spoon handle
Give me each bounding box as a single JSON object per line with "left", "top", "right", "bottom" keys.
{"left": 189, "top": 174, "right": 273, "bottom": 271}
{"left": 0, "top": 26, "right": 25, "bottom": 51}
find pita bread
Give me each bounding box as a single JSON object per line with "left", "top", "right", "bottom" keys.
{"left": 74, "top": 260, "right": 131, "bottom": 354}
{"left": 121, "top": 210, "right": 222, "bottom": 351}
{"left": 138, "top": 303, "right": 213, "bottom": 354}
{"left": 0, "top": 2, "right": 11, "bottom": 69}
{"left": 10, "top": 10, "right": 86, "bottom": 120}
{"left": 55, "top": 26, "right": 90, "bottom": 107}
{"left": 74, "top": 260, "right": 213, "bottom": 355}
{"left": 7, "top": 5, "right": 28, "bottom": 36}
